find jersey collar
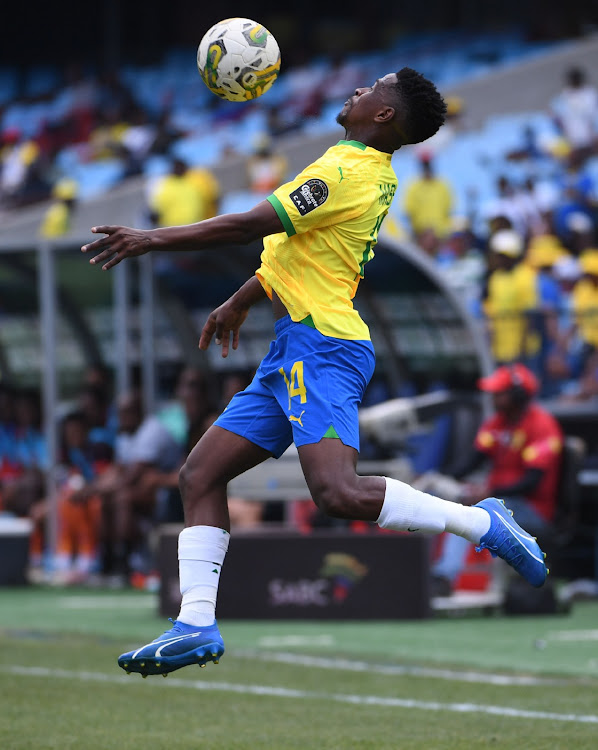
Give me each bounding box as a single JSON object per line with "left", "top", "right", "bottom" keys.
{"left": 337, "top": 140, "right": 392, "bottom": 163}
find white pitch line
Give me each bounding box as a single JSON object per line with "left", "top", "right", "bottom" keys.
{"left": 546, "top": 629, "right": 598, "bottom": 642}
{"left": 58, "top": 596, "right": 155, "bottom": 610}
{"left": 4, "top": 665, "right": 598, "bottom": 724}
{"left": 236, "top": 650, "right": 571, "bottom": 686}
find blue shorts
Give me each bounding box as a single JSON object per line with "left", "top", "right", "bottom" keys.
{"left": 214, "top": 315, "right": 375, "bottom": 458}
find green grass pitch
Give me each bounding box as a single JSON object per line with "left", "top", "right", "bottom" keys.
{"left": 1, "top": 587, "right": 597, "bottom": 749}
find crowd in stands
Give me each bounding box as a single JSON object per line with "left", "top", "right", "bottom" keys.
{"left": 1, "top": 30, "right": 598, "bottom": 589}
{"left": 383, "top": 64, "right": 598, "bottom": 402}
{"left": 0, "top": 29, "right": 563, "bottom": 210}
{"left": 0, "top": 365, "right": 259, "bottom": 586}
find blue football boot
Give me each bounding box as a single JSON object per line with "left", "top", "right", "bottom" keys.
{"left": 118, "top": 619, "right": 224, "bottom": 677}
{"left": 475, "top": 497, "right": 548, "bottom": 588}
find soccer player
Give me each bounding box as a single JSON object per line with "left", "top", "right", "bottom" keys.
{"left": 82, "top": 68, "right": 548, "bottom": 677}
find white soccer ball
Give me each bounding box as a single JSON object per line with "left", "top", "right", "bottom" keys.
{"left": 197, "top": 17, "right": 281, "bottom": 102}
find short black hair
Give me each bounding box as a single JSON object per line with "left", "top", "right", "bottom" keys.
{"left": 395, "top": 67, "right": 447, "bottom": 145}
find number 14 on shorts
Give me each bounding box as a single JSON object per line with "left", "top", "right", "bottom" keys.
{"left": 279, "top": 361, "right": 306, "bottom": 410}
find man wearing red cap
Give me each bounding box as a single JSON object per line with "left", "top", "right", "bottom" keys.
{"left": 431, "top": 363, "right": 563, "bottom": 595}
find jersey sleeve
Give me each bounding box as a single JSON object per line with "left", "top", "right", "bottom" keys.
{"left": 267, "top": 157, "right": 363, "bottom": 236}
{"left": 521, "top": 430, "right": 562, "bottom": 470}
{"left": 474, "top": 417, "right": 498, "bottom": 455}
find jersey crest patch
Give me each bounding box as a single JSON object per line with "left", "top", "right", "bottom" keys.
{"left": 289, "top": 179, "right": 329, "bottom": 215}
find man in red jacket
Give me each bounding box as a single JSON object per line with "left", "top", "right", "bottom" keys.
{"left": 431, "top": 363, "right": 563, "bottom": 595}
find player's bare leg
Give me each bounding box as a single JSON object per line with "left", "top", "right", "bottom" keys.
{"left": 297, "top": 438, "right": 548, "bottom": 586}
{"left": 179, "top": 425, "right": 272, "bottom": 529}
{"left": 118, "top": 425, "right": 272, "bottom": 677}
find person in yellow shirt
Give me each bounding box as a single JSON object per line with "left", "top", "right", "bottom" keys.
{"left": 572, "top": 249, "right": 598, "bottom": 354}
{"left": 149, "top": 159, "right": 208, "bottom": 227}
{"left": 39, "top": 179, "right": 78, "bottom": 238}
{"left": 83, "top": 67, "right": 548, "bottom": 678}
{"left": 403, "top": 155, "right": 454, "bottom": 239}
{"left": 483, "top": 229, "right": 539, "bottom": 364}
{"left": 187, "top": 166, "right": 220, "bottom": 219}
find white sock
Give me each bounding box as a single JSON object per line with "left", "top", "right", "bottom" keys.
{"left": 377, "top": 477, "right": 490, "bottom": 543}
{"left": 177, "top": 525, "right": 230, "bottom": 627}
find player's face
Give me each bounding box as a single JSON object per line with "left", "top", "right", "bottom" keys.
{"left": 336, "top": 73, "right": 398, "bottom": 127}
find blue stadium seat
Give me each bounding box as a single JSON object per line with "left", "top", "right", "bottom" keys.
{"left": 67, "top": 160, "right": 125, "bottom": 200}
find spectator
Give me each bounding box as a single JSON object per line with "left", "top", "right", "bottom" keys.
{"left": 118, "top": 107, "right": 157, "bottom": 165}
{"left": 144, "top": 366, "right": 217, "bottom": 524}
{"left": 551, "top": 66, "right": 598, "bottom": 160}
{"left": 552, "top": 152, "right": 597, "bottom": 244}
{"left": 0, "top": 131, "right": 50, "bottom": 208}
{"left": 13, "top": 388, "right": 47, "bottom": 471}
{"left": 403, "top": 155, "right": 454, "bottom": 240}
{"left": 77, "top": 383, "right": 117, "bottom": 452}
{"left": 564, "top": 211, "right": 595, "bottom": 256}
{"left": 435, "top": 218, "right": 485, "bottom": 315}
{"left": 155, "top": 365, "right": 213, "bottom": 464}
{"left": 481, "top": 176, "right": 532, "bottom": 239}
{"left": 187, "top": 166, "right": 221, "bottom": 219}
{"left": 148, "top": 109, "right": 185, "bottom": 156}
{"left": 569, "top": 249, "right": 598, "bottom": 373}
{"left": 483, "top": 229, "right": 538, "bottom": 366}
{"left": 39, "top": 178, "right": 78, "bottom": 238}
{"left": 96, "top": 390, "right": 182, "bottom": 582}
{"left": 0, "top": 388, "right": 47, "bottom": 571}
{"left": 559, "top": 348, "right": 598, "bottom": 402}
{"left": 524, "top": 235, "right": 570, "bottom": 384}
{"left": 148, "top": 158, "right": 210, "bottom": 227}
{"left": 53, "top": 411, "right": 112, "bottom": 584}
{"left": 544, "top": 255, "right": 585, "bottom": 394}
{"left": 423, "top": 364, "right": 563, "bottom": 596}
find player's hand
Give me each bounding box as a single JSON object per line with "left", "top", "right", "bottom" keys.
{"left": 199, "top": 300, "right": 249, "bottom": 358}
{"left": 81, "top": 225, "right": 154, "bottom": 270}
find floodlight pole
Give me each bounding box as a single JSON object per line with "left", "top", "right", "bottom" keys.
{"left": 37, "top": 241, "right": 59, "bottom": 565}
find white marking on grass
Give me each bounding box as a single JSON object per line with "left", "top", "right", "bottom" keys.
{"left": 58, "top": 596, "right": 154, "bottom": 610}
{"left": 257, "top": 635, "right": 335, "bottom": 648}
{"left": 5, "top": 665, "right": 598, "bottom": 724}
{"left": 546, "top": 629, "right": 598, "bottom": 642}
{"left": 237, "top": 650, "right": 568, "bottom": 686}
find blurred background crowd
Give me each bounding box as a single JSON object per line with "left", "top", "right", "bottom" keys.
{"left": 0, "top": 363, "right": 263, "bottom": 586}
{"left": 1, "top": 5, "right": 598, "bottom": 596}
{"left": 1, "top": 27, "right": 597, "bottom": 405}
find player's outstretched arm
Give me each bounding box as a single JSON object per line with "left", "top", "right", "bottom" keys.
{"left": 81, "top": 200, "right": 283, "bottom": 271}
{"left": 199, "top": 276, "right": 267, "bottom": 358}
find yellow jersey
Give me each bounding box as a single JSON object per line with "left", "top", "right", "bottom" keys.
{"left": 484, "top": 263, "right": 538, "bottom": 363}
{"left": 256, "top": 140, "right": 397, "bottom": 340}
{"left": 572, "top": 278, "right": 598, "bottom": 348}
{"left": 151, "top": 175, "right": 207, "bottom": 227}
{"left": 403, "top": 176, "right": 453, "bottom": 237}
{"left": 39, "top": 202, "right": 70, "bottom": 238}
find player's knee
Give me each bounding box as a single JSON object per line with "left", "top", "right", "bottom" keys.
{"left": 310, "top": 478, "right": 356, "bottom": 519}
{"left": 178, "top": 456, "right": 207, "bottom": 504}
{"left": 178, "top": 452, "right": 225, "bottom": 505}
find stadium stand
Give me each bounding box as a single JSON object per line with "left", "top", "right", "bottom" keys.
{"left": 1, "top": 26, "right": 598, "bottom": 595}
